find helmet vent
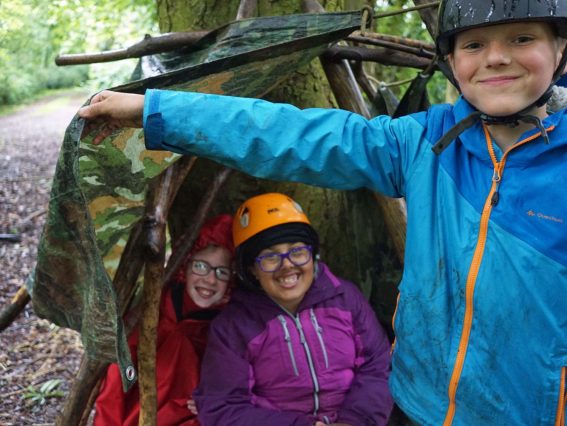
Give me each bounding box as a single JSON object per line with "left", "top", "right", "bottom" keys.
{"left": 239, "top": 208, "right": 250, "bottom": 228}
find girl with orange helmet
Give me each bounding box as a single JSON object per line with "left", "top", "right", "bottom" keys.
{"left": 193, "top": 193, "right": 393, "bottom": 426}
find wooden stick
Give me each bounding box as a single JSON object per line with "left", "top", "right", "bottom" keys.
{"left": 78, "top": 374, "right": 104, "bottom": 426}
{"left": 163, "top": 167, "right": 233, "bottom": 285}
{"left": 321, "top": 54, "right": 408, "bottom": 262}
{"left": 55, "top": 31, "right": 209, "bottom": 66}
{"left": 322, "top": 58, "right": 371, "bottom": 117}
{"left": 121, "top": 165, "right": 233, "bottom": 351}
{"left": 236, "top": 0, "right": 257, "bottom": 20}
{"left": 320, "top": 55, "right": 407, "bottom": 262}
{"left": 137, "top": 165, "right": 232, "bottom": 425}
{"left": 0, "top": 286, "right": 31, "bottom": 332}
{"left": 19, "top": 207, "right": 48, "bottom": 224}
{"left": 137, "top": 229, "right": 166, "bottom": 426}
{"left": 136, "top": 156, "right": 200, "bottom": 425}
{"left": 137, "top": 163, "right": 181, "bottom": 426}
{"left": 350, "top": 31, "right": 435, "bottom": 52}
{"left": 56, "top": 356, "right": 108, "bottom": 426}
{"left": 351, "top": 62, "right": 376, "bottom": 102}
{"left": 323, "top": 45, "right": 432, "bottom": 70}
{"left": 118, "top": 157, "right": 197, "bottom": 316}
{"left": 0, "top": 233, "right": 22, "bottom": 242}
{"left": 346, "top": 35, "right": 434, "bottom": 59}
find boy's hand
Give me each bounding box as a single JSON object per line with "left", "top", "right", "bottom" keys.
{"left": 78, "top": 90, "right": 144, "bottom": 145}
{"left": 187, "top": 399, "right": 198, "bottom": 415}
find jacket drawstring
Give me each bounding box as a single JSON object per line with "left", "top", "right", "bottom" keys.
{"left": 278, "top": 315, "right": 299, "bottom": 376}
{"left": 310, "top": 308, "right": 329, "bottom": 368}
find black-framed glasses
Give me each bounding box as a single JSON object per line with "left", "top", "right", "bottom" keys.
{"left": 255, "top": 245, "right": 313, "bottom": 273}
{"left": 189, "top": 259, "right": 232, "bottom": 282}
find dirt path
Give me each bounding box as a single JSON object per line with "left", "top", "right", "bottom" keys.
{"left": 0, "top": 90, "right": 90, "bottom": 425}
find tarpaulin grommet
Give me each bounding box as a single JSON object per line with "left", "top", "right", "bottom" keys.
{"left": 125, "top": 366, "right": 137, "bottom": 381}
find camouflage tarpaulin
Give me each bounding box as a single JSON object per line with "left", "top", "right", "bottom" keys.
{"left": 31, "top": 11, "right": 364, "bottom": 390}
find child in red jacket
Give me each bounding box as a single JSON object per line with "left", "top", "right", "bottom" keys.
{"left": 93, "top": 214, "right": 234, "bottom": 426}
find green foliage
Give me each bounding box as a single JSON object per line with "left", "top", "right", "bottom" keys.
{"left": 0, "top": 0, "right": 157, "bottom": 106}
{"left": 23, "top": 379, "right": 65, "bottom": 406}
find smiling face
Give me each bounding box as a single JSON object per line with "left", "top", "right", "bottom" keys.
{"left": 251, "top": 241, "right": 314, "bottom": 313}
{"left": 448, "top": 22, "right": 564, "bottom": 118}
{"left": 185, "top": 245, "right": 232, "bottom": 309}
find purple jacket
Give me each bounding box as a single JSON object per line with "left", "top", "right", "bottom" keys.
{"left": 193, "top": 263, "right": 393, "bottom": 426}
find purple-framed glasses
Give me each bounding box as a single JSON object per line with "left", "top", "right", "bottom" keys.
{"left": 255, "top": 245, "right": 313, "bottom": 273}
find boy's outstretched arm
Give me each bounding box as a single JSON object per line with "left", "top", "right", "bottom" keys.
{"left": 78, "top": 90, "right": 144, "bottom": 145}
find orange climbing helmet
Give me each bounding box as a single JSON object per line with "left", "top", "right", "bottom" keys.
{"left": 233, "top": 193, "right": 319, "bottom": 285}
{"left": 233, "top": 193, "right": 311, "bottom": 248}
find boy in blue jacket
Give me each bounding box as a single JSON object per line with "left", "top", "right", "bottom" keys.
{"left": 79, "top": 0, "right": 567, "bottom": 424}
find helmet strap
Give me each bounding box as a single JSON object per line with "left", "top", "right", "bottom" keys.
{"left": 432, "top": 111, "right": 481, "bottom": 154}
{"left": 432, "top": 111, "right": 550, "bottom": 155}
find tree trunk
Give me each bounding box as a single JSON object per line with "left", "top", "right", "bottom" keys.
{"left": 158, "top": 0, "right": 402, "bottom": 334}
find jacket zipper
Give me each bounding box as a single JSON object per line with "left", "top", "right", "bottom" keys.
{"left": 556, "top": 367, "right": 566, "bottom": 426}
{"left": 278, "top": 315, "right": 299, "bottom": 376}
{"left": 442, "top": 125, "right": 545, "bottom": 425}
{"left": 310, "top": 308, "right": 329, "bottom": 368}
{"left": 293, "top": 314, "right": 321, "bottom": 415}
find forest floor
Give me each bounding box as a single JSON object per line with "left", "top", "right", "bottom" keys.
{"left": 0, "top": 89, "right": 90, "bottom": 425}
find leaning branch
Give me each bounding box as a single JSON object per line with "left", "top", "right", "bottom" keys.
{"left": 347, "top": 31, "right": 435, "bottom": 58}
{"left": 55, "top": 30, "right": 209, "bottom": 66}
{"left": 320, "top": 55, "right": 408, "bottom": 263}
{"left": 236, "top": 0, "right": 257, "bottom": 20}
{"left": 137, "top": 157, "right": 200, "bottom": 425}
{"left": 0, "top": 286, "right": 31, "bottom": 332}
{"left": 323, "top": 46, "right": 432, "bottom": 70}
{"left": 162, "top": 167, "right": 233, "bottom": 285}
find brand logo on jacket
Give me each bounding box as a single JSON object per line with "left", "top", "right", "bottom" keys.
{"left": 526, "top": 210, "right": 564, "bottom": 224}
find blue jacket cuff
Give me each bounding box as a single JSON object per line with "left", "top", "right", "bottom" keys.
{"left": 143, "top": 89, "right": 164, "bottom": 150}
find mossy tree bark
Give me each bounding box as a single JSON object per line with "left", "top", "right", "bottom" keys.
{"left": 159, "top": 0, "right": 402, "bottom": 334}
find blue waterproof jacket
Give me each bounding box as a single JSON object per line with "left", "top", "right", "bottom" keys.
{"left": 143, "top": 89, "right": 567, "bottom": 426}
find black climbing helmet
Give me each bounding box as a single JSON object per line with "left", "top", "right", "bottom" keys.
{"left": 436, "top": 0, "right": 567, "bottom": 88}
{"left": 431, "top": 0, "right": 567, "bottom": 155}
